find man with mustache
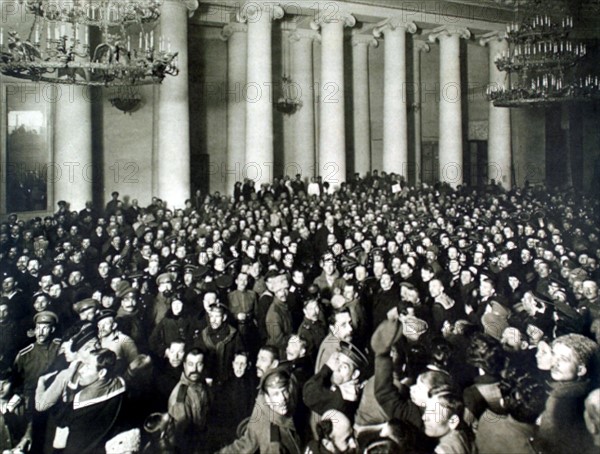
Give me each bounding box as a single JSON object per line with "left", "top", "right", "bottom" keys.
{"left": 168, "top": 348, "right": 209, "bottom": 454}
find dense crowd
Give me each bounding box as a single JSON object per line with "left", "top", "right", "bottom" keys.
{"left": 1, "top": 171, "right": 600, "bottom": 454}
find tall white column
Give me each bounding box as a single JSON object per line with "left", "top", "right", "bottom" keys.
{"left": 311, "top": 11, "right": 356, "bottom": 189}
{"left": 54, "top": 85, "right": 92, "bottom": 210}
{"left": 374, "top": 18, "right": 417, "bottom": 179}
{"left": 157, "top": 0, "right": 198, "bottom": 208}
{"left": 52, "top": 22, "right": 92, "bottom": 211}
{"left": 289, "top": 29, "right": 319, "bottom": 180}
{"left": 238, "top": 1, "right": 284, "bottom": 187}
{"left": 480, "top": 31, "right": 512, "bottom": 189}
{"left": 221, "top": 22, "right": 248, "bottom": 195}
{"left": 351, "top": 33, "right": 378, "bottom": 176}
{"left": 413, "top": 40, "right": 430, "bottom": 185}
{"left": 429, "top": 26, "right": 470, "bottom": 187}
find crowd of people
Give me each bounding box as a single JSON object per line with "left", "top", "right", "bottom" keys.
{"left": 1, "top": 171, "right": 600, "bottom": 454}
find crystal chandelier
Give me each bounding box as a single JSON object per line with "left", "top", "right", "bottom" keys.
{"left": 0, "top": 0, "right": 179, "bottom": 86}
{"left": 488, "top": 1, "right": 600, "bottom": 107}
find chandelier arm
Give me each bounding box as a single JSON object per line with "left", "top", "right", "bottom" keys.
{"left": 1, "top": 0, "right": 178, "bottom": 89}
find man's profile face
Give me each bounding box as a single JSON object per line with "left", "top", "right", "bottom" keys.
{"left": 78, "top": 355, "right": 102, "bottom": 387}
{"left": 256, "top": 349, "right": 277, "bottom": 378}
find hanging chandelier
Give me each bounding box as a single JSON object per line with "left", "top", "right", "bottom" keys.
{"left": 488, "top": 1, "right": 600, "bottom": 107}
{"left": 275, "top": 27, "right": 302, "bottom": 115}
{"left": 0, "top": 0, "right": 179, "bottom": 86}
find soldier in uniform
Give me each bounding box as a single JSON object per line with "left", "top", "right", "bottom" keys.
{"left": 13, "top": 311, "right": 61, "bottom": 408}
{"left": 298, "top": 296, "right": 327, "bottom": 364}
{"left": 304, "top": 341, "right": 369, "bottom": 423}
{"left": 168, "top": 348, "right": 210, "bottom": 454}
{"left": 12, "top": 311, "right": 60, "bottom": 452}
{"left": 96, "top": 309, "right": 140, "bottom": 374}
{"left": 216, "top": 367, "right": 302, "bottom": 454}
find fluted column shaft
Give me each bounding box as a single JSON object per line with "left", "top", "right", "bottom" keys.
{"left": 222, "top": 23, "right": 247, "bottom": 195}
{"left": 351, "top": 34, "right": 377, "bottom": 175}
{"left": 413, "top": 41, "right": 430, "bottom": 185}
{"left": 375, "top": 20, "right": 416, "bottom": 178}
{"left": 290, "top": 29, "right": 318, "bottom": 180}
{"left": 481, "top": 32, "right": 512, "bottom": 189}
{"left": 157, "top": 0, "right": 197, "bottom": 207}
{"left": 312, "top": 12, "right": 355, "bottom": 189}
{"left": 429, "top": 26, "right": 470, "bottom": 187}
{"left": 240, "top": 2, "right": 283, "bottom": 187}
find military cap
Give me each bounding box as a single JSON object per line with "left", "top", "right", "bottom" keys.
{"left": 399, "top": 281, "right": 416, "bottom": 291}
{"left": 338, "top": 340, "right": 369, "bottom": 371}
{"left": 481, "top": 311, "right": 509, "bottom": 341}
{"left": 166, "top": 262, "right": 181, "bottom": 274}
{"left": 341, "top": 259, "right": 358, "bottom": 274}
{"left": 208, "top": 302, "right": 228, "bottom": 314}
{"left": 115, "top": 280, "right": 137, "bottom": 298}
{"left": 183, "top": 264, "right": 199, "bottom": 274}
{"left": 321, "top": 252, "right": 335, "bottom": 263}
{"left": 156, "top": 273, "right": 172, "bottom": 285}
{"left": 349, "top": 245, "right": 363, "bottom": 255}
{"left": 74, "top": 298, "right": 98, "bottom": 315}
{"left": 548, "top": 275, "right": 568, "bottom": 289}
{"left": 201, "top": 281, "right": 218, "bottom": 293}
{"left": 127, "top": 270, "right": 145, "bottom": 280}
{"left": 57, "top": 200, "right": 67, "bottom": 208}
{"left": 33, "top": 311, "right": 59, "bottom": 325}
{"left": 215, "top": 274, "right": 234, "bottom": 289}
{"left": 264, "top": 269, "right": 281, "bottom": 281}
{"left": 479, "top": 270, "right": 496, "bottom": 284}
{"left": 260, "top": 367, "right": 291, "bottom": 392}
{"left": 71, "top": 323, "right": 98, "bottom": 351}
{"left": 224, "top": 258, "right": 239, "bottom": 271}
{"left": 96, "top": 309, "right": 117, "bottom": 323}
{"left": 401, "top": 315, "right": 428, "bottom": 336}
{"left": 550, "top": 299, "right": 581, "bottom": 321}
{"left": 196, "top": 265, "right": 210, "bottom": 279}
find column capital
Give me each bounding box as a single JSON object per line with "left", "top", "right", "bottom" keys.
{"left": 221, "top": 22, "right": 248, "bottom": 41}
{"left": 479, "top": 30, "right": 508, "bottom": 47}
{"left": 428, "top": 25, "right": 471, "bottom": 43}
{"left": 413, "top": 40, "right": 430, "bottom": 53}
{"left": 373, "top": 17, "right": 417, "bottom": 38}
{"left": 351, "top": 33, "right": 378, "bottom": 48}
{"left": 310, "top": 11, "right": 356, "bottom": 30}
{"left": 289, "top": 28, "right": 321, "bottom": 43}
{"left": 163, "top": 0, "right": 198, "bottom": 16}
{"left": 237, "top": 1, "right": 284, "bottom": 23}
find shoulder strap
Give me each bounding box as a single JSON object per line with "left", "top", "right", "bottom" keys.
{"left": 176, "top": 384, "right": 188, "bottom": 403}
{"left": 270, "top": 423, "right": 281, "bottom": 443}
